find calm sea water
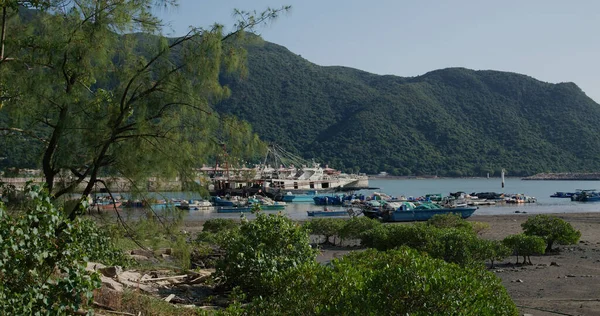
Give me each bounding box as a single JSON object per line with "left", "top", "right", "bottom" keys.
{"left": 152, "top": 178, "right": 600, "bottom": 222}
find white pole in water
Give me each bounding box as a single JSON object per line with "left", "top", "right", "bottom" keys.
{"left": 501, "top": 169, "right": 505, "bottom": 188}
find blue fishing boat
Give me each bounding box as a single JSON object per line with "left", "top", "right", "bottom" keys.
{"left": 550, "top": 192, "right": 575, "bottom": 198}
{"left": 313, "top": 195, "right": 344, "bottom": 205}
{"left": 216, "top": 204, "right": 283, "bottom": 213}
{"left": 247, "top": 197, "right": 287, "bottom": 210}
{"left": 307, "top": 207, "right": 349, "bottom": 217}
{"left": 216, "top": 206, "right": 252, "bottom": 213}
{"left": 571, "top": 189, "right": 600, "bottom": 202}
{"left": 282, "top": 193, "right": 323, "bottom": 203}
{"left": 362, "top": 202, "right": 477, "bottom": 222}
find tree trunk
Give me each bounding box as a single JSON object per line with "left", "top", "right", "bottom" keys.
{"left": 546, "top": 240, "right": 554, "bottom": 253}
{"left": 0, "top": 6, "right": 6, "bottom": 61}
{"left": 43, "top": 106, "right": 69, "bottom": 193}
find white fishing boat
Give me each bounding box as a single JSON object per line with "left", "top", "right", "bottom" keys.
{"left": 199, "top": 144, "right": 369, "bottom": 193}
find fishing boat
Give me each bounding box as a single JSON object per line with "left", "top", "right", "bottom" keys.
{"left": 201, "top": 144, "right": 369, "bottom": 196}
{"left": 362, "top": 202, "right": 477, "bottom": 222}
{"left": 176, "top": 200, "right": 213, "bottom": 211}
{"left": 216, "top": 206, "right": 253, "bottom": 213}
{"left": 282, "top": 194, "right": 319, "bottom": 202}
{"left": 505, "top": 194, "right": 537, "bottom": 204}
{"left": 280, "top": 191, "right": 325, "bottom": 202}
{"left": 212, "top": 196, "right": 247, "bottom": 207}
{"left": 307, "top": 207, "right": 350, "bottom": 217}
{"left": 247, "top": 196, "right": 286, "bottom": 210}
{"left": 550, "top": 192, "right": 575, "bottom": 198}
{"left": 571, "top": 189, "right": 600, "bottom": 202}
{"left": 216, "top": 204, "right": 282, "bottom": 213}
{"left": 313, "top": 195, "right": 345, "bottom": 206}
{"left": 90, "top": 196, "right": 122, "bottom": 209}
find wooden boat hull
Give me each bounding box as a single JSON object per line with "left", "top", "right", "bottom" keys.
{"left": 364, "top": 207, "right": 477, "bottom": 222}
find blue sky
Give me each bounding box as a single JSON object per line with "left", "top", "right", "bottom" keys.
{"left": 156, "top": 1, "right": 600, "bottom": 102}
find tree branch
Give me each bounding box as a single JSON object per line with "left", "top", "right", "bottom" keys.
{"left": 115, "top": 101, "right": 211, "bottom": 134}
{"left": 222, "top": 6, "right": 291, "bottom": 42}
{"left": 119, "top": 30, "right": 196, "bottom": 112}
{"left": 0, "top": 127, "right": 48, "bottom": 143}
{"left": 89, "top": 178, "right": 148, "bottom": 250}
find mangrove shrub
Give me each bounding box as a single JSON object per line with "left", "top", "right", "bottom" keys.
{"left": 216, "top": 213, "right": 317, "bottom": 297}
{"left": 503, "top": 233, "right": 546, "bottom": 264}
{"left": 521, "top": 214, "right": 581, "bottom": 252}
{"left": 246, "top": 247, "right": 518, "bottom": 315}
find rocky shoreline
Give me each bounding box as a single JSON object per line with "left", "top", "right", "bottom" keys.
{"left": 522, "top": 172, "right": 600, "bottom": 180}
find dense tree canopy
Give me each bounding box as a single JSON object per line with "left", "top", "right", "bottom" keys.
{"left": 0, "top": 1, "right": 288, "bottom": 213}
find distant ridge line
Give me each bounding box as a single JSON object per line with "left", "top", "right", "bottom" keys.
{"left": 522, "top": 173, "right": 600, "bottom": 180}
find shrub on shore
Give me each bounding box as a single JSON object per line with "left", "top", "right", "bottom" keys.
{"left": 245, "top": 247, "right": 518, "bottom": 315}
{"left": 216, "top": 213, "right": 317, "bottom": 297}
{"left": 503, "top": 233, "right": 547, "bottom": 264}
{"left": 521, "top": 214, "right": 581, "bottom": 252}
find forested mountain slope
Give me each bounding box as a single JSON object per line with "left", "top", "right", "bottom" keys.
{"left": 2, "top": 30, "right": 599, "bottom": 177}
{"left": 216, "top": 40, "right": 600, "bottom": 176}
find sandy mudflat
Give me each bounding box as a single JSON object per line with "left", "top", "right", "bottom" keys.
{"left": 184, "top": 213, "right": 600, "bottom": 315}
{"left": 471, "top": 213, "right": 600, "bottom": 316}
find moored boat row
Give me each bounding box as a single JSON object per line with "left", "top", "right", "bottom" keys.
{"left": 548, "top": 189, "right": 600, "bottom": 202}
{"left": 88, "top": 194, "right": 288, "bottom": 213}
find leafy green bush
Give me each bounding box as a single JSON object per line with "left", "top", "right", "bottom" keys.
{"left": 0, "top": 186, "right": 127, "bottom": 314}
{"left": 202, "top": 218, "right": 240, "bottom": 233}
{"left": 216, "top": 213, "right": 317, "bottom": 297}
{"left": 430, "top": 228, "right": 485, "bottom": 266}
{"left": 427, "top": 213, "right": 490, "bottom": 235}
{"left": 360, "top": 223, "right": 439, "bottom": 252}
{"left": 303, "top": 218, "right": 346, "bottom": 245}
{"left": 338, "top": 216, "right": 381, "bottom": 242}
{"left": 521, "top": 214, "right": 581, "bottom": 252}
{"left": 473, "top": 239, "right": 512, "bottom": 268}
{"left": 246, "top": 247, "right": 518, "bottom": 315}
{"left": 427, "top": 212, "right": 473, "bottom": 231}
{"left": 196, "top": 219, "right": 241, "bottom": 246}
{"left": 471, "top": 221, "right": 491, "bottom": 235}
{"left": 361, "top": 223, "right": 499, "bottom": 267}
{"left": 503, "top": 234, "right": 546, "bottom": 264}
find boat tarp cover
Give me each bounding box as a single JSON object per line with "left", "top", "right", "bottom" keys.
{"left": 414, "top": 203, "right": 443, "bottom": 210}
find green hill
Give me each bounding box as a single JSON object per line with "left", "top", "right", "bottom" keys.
{"left": 216, "top": 40, "right": 600, "bottom": 176}
{"left": 2, "top": 24, "right": 599, "bottom": 177}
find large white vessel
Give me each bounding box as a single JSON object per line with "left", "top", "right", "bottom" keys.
{"left": 199, "top": 145, "right": 369, "bottom": 194}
